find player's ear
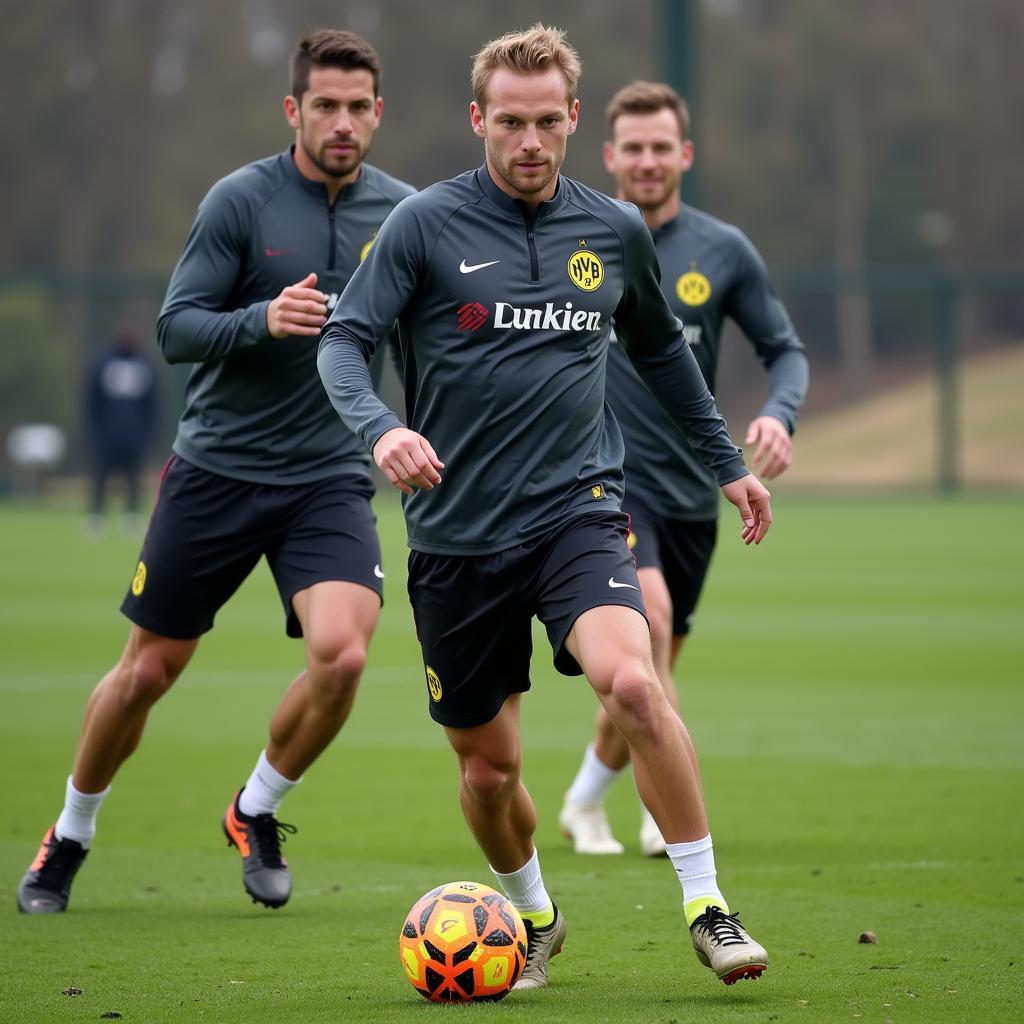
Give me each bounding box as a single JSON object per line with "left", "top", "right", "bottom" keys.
{"left": 470, "top": 101, "right": 486, "bottom": 138}
{"left": 602, "top": 140, "right": 615, "bottom": 174}
{"left": 567, "top": 98, "right": 580, "bottom": 134}
{"left": 284, "top": 95, "right": 300, "bottom": 129}
{"left": 681, "top": 139, "right": 695, "bottom": 173}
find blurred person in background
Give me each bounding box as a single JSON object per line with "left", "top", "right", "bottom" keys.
{"left": 559, "top": 81, "right": 809, "bottom": 858}
{"left": 319, "top": 26, "right": 772, "bottom": 991}
{"left": 81, "top": 323, "right": 159, "bottom": 541}
{"left": 18, "top": 29, "right": 414, "bottom": 915}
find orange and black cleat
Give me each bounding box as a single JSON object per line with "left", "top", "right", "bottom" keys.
{"left": 222, "top": 789, "right": 296, "bottom": 909}
{"left": 17, "top": 825, "right": 88, "bottom": 914}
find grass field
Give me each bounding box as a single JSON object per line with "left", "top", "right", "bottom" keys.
{"left": 1, "top": 494, "right": 1022, "bottom": 1023}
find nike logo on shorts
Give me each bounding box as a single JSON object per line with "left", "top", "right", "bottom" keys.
{"left": 373, "top": 564, "right": 385, "bottom": 579}
{"left": 459, "top": 259, "right": 500, "bottom": 274}
{"left": 608, "top": 577, "right": 639, "bottom": 590}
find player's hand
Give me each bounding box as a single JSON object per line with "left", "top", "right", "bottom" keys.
{"left": 745, "top": 416, "right": 792, "bottom": 480}
{"left": 373, "top": 428, "right": 445, "bottom": 495}
{"left": 720, "top": 473, "right": 772, "bottom": 545}
{"left": 267, "top": 272, "right": 328, "bottom": 338}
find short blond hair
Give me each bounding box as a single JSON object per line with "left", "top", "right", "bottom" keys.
{"left": 471, "top": 23, "right": 582, "bottom": 109}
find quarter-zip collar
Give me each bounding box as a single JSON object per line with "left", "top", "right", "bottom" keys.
{"left": 284, "top": 145, "right": 368, "bottom": 205}
{"left": 649, "top": 205, "right": 689, "bottom": 244}
{"left": 475, "top": 164, "right": 567, "bottom": 222}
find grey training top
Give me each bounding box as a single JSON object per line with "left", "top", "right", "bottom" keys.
{"left": 608, "top": 204, "right": 809, "bottom": 519}
{"left": 157, "top": 148, "right": 415, "bottom": 484}
{"left": 318, "top": 166, "right": 749, "bottom": 555}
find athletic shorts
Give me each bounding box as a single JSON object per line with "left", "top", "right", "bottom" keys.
{"left": 407, "top": 511, "right": 647, "bottom": 729}
{"left": 622, "top": 496, "right": 717, "bottom": 636}
{"left": 120, "top": 455, "right": 383, "bottom": 640}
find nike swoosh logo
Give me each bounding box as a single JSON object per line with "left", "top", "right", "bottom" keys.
{"left": 608, "top": 577, "right": 639, "bottom": 590}
{"left": 459, "top": 259, "right": 500, "bottom": 274}
{"left": 373, "top": 564, "right": 385, "bottom": 579}
{"left": 264, "top": 246, "right": 296, "bottom": 257}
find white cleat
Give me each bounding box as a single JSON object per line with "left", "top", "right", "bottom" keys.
{"left": 639, "top": 805, "right": 668, "bottom": 857}
{"left": 513, "top": 907, "right": 567, "bottom": 990}
{"left": 689, "top": 905, "right": 769, "bottom": 985}
{"left": 558, "top": 801, "right": 624, "bottom": 855}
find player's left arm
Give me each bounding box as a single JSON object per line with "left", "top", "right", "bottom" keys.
{"left": 726, "top": 231, "right": 810, "bottom": 480}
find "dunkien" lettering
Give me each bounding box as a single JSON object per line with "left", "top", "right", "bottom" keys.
{"left": 493, "top": 301, "right": 602, "bottom": 332}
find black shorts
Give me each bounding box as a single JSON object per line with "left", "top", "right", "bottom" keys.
{"left": 121, "top": 456, "right": 383, "bottom": 640}
{"left": 623, "top": 496, "right": 717, "bottom": 636}
{"left": 407, "top": 512, "right": 647, "bottom": 729}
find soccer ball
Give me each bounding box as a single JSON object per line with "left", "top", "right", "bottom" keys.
{"left": 398, "top": 880, "right": 527, "bottom": 1002}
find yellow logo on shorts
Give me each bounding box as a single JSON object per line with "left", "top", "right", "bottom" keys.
{"left": 360, "top": 233, "right": 376, "bottom": 261}
{"left": 676, "top": 268, "right": 711, "bottom": 307}
{"left": 591, "top": 484, "right": 604, "bottom": 499}
{"left": 426, "top": 666, "right": 442, "bottom": 702}
{"left": 567, "top": 250, "right": 604, "bottom": 291}
{"left": 131, "top": 561, "right": 147, "bottom": 596}
{"left": 627, "top": 531, "right": 638, "bottom": 550}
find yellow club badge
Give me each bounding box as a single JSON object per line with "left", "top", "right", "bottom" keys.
{"left": 591, "top": 484, "right": 604, "bottom": 499}
{"left": 131, "top": 561, "right": 147, "bottom": 596}
{"left": 676, "top": 268, "right": 711, "bottom": 307}
{"left": 360, "top": 233, "right": 376, "bottom": 261}
{"left": 426, "top": 666, "right": 442, "bottom": 702}
{"left": 568, "top": 250, "right": 604, "bottom": 291}
{"left": 627, "top": 531, "right": 638, "bottom": 550}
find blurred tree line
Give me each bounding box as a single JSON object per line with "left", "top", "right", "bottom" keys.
{"left": 0, "top": 0, "right": 1021, "bottom": 475}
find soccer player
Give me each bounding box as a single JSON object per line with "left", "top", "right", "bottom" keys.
{"left": 81, "top": 323, "right": 160, "bottom": 541}
{"left": 17, "top": 30, "right": 414, "bottom": 915}
{"left": 319, "top": 24, "right": 772, "bottom": 990}
{"left": 559, "top": 82, "right": 809, "bottom": 859}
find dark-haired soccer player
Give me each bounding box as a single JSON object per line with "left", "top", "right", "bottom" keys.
{"left": 559, "top": 81, "right": 808, "bottom": 859}
{"left": 18, "top": 29, "right": 413, "bottom": 915}
{"left": 319, "top": 25, "right": 771, "bottom": 990}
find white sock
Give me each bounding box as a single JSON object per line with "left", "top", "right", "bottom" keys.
{"left": 55, "top": 776, "right": 111, "bottom": 849}
{"left": 666, "top": 833, "right": 725, "bottom": 907}
{"left": 565, "top": 744, "right": 621, "bottom": 807}
{"left": 490, "top": 848, "right": 553, "bottom": 921}
{"left": 238, "top": 750, "right": 300, "bottom": 817}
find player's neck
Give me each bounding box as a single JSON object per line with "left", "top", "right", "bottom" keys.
{"left": 291, "top": 145, "right": 362, "bottom": 202}
{"left": 627, "top": 191, "right": 681, "bottom": 232}
{"left": 485, "top": 159, "right": 559, "bottom": 210}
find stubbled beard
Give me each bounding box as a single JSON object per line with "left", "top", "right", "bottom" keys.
{"left": 299, "top": 123, "right": 367, "bottom": 179}
{"left": 487, "top": 142, "right": 559, "bottom": 197}
{"left": 624, "top": 178, "right": 676, "bottom": 211}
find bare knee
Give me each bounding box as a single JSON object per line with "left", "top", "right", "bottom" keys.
{"left": 307, "top": 637, "right": 367, "bottom": 711}
{"left": 460, "top": 750, "right": 519, "bottom": 806}
{"left": 603, "top": 664, "right": 666, "bottom": 739}
{"left": 114, "top": 645, "right": 187, "bottom": 710}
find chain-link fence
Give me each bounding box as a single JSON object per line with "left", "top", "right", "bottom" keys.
{"left": 1, "top": 266, "right": 1021, "bottom": 496}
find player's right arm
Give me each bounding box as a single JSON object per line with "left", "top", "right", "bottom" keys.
{"left": 726, "top": 229, "right": 809, "bottom": 480}
{"left": 157, "top": 177, "right": 326, "bottom": 363}
{"left": 614, "top": 213, "right": 773, "bottom": 542}
{"left": 317, "top": 196, "right": 443, "bottom": 494}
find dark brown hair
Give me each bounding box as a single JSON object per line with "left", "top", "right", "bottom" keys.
{"left": 606, "top": 81, "right": 690, "bottom": 139}
{"left": 290, "top": 29, "right": 382, "bottom": 99}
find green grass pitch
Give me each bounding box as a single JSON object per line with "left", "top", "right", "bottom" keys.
{"left": 1, "top": 493, "right": 1021, "bottom": 1022}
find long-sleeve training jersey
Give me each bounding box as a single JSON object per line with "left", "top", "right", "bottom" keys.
{"left": 608, "top": 204, "right": 809, "bottom": 519}
{"left": 158, "top": 147, "right": 414, "bottom": 484}
{"left": 318, "top": 166, "right": 749, "bottom": 554}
